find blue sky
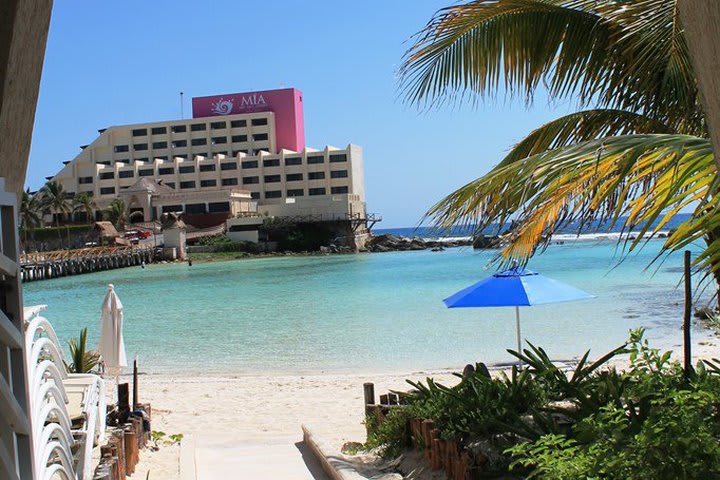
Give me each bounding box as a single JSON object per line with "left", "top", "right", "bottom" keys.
{"left": 29, "top": 0, "right": 577, "bottom": 228}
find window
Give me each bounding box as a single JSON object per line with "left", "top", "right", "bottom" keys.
{"left": 209, "top": 202, "right": 230, "bottom": 213}
{"left": 78, "top": 176, "right": 93, "bottom": 184}
{"left": 171, "top": 125, "right": 186, "bottom": 133}
{"left": 253, "top": 148, "right": 268, "bottom": 155}
{"left": 191, "top": 138, "right": 207, "bottom": 146}
{"left": 308, "top": 171, "right": 325, "bottom": 180}
{"left": 132, "top": 128, "right": 147, "bottom": 136}
{"left": 264, "top": 175, "right": 281, "bottom": 183}
{"left": 153, "top": 141, "right": 168, "bottom": 149}
{"left": 210, "top": 121, "right": 227, "bottom": 129}
{"left": 199, "top": 164, "right": 216, "bottom": 172}
{"left": 116, "top": 158, "right": 130, "bottom": 164}
{"left": 159, "top": 167, "right": 174, "bottom": 175}
{"left": 221, "top": 162, "right": 237, "bottom": 171}
{"left": 211, "top": 136, "right": 227, "bottom": 145}
{"left": 242, "top": 160, "right": 258, "bottom": 169}
{"left": 100, "top": 187, "right": 115, "bottom": 195}
{"left": 265, "top": 190, "right": 282, "bottom": 199}
{"left": 231, "top": 119, "right": 247, "bottom": 128}
{"left": 155, "top": 155, "right": 168, "bottom": 161}
{"left": 190, "top": 123, "right": 206, "bottom": 131}
{"left": 242, "top": 176, "right": 259, "bottom": 185}
{"left": 115, "top": 145, "right": 129, "bottom": 153}
{"left": 331, "top": 186, "right": 349, "bottom": 194}
{"left": 151, "top": 126, "right": 167, "bottom": 135}
{"left": 251, "top": 118, "right": 268, "bottom": 126}
{"left": 119, "top": 170, "right": 134, "bottom": 178}
{"left": 330, "top": 154, "right": 348, "bottom": 163}
{"left": 185, "top": 203, "right": 206, "bottom": 214}
{"left": 233, "top": 149, "right": 249, "bottom": 155}
{"left": 138, "top": 169, "right": 154, "bottom": 177}
{"left": 285, "top": 156, "right": 301, "bottom": 166}
{"left": 99, "top": 172, "right": 114, "bottom": 180}
{"left": 172, "top": 140, "right": 187, "bottom": 148}
{"left": 194, "top": 152, "right": 208, "bottom": 158}
{"left": 162, "top": 204, "right": 182, "bottom": 213}
{"left": 178, "top": 165, "right": 194, "bottom": 174}
{"left": 263, "top": 158, "right": 280, "bottom": 167}
{"left": 133, "top": 143, "right": 148, "bottom": 151}
{"left": 287, "top": 189, "right": 304, "bottom": 197}
{"left": 251, "top": 192, "right": 260, "bottom": 199}
{"left": 180, "top": 181, "right": 196, "bottom": 189}
{"left": 252, "top": 133, "right": 269, "bottom": 141}
{"left": 97, "top": 160, "right": 111, "bottom": 166}
{"left": 164, "top": 182, "right": 175, "bottom": 189}
{"left": 135, "top": 157, "right": 148, "bottom": 163}
{"left": 307, "top": 155, "right": 324, "bottom": 164}
{"left": 200, "top": 179, "right": 217, "bottom": 188}
{"left": 174, "top": 154, "right": 188, "bottom": 159}
{"left": 286, "top": 173, "right": 303, "bottom": 182}
{"left": 309, "top": 187, "right": 326, "bottom": 196}
{"left": 231, "top": 134, "right": 247, "bottom": 142}
{"left": 331, "top": 170, "right": 348, "bottom": 179}
{"left": 221, "top": 178, "right": 238, "bottom": 186}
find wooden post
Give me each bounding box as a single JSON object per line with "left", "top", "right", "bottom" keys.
{"left": 379, "top": 394, "right": 388, "bottom": 405}
{"left": 132, "top": 358, "right": 138, "bottom": 410}
{"left": 363, "top": 383, "right": 375, "bottom": 408}
{"left": 684, "top": 250, "right": 693, "bottom": 378}
{"left": 118, "top": 383, "right": 130, "bottom": 425}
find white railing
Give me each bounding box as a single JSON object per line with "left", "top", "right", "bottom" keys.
{"left": 24, "top": 307, "right": 106, "bottom": 480}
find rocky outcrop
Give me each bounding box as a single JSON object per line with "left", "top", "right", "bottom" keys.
{"left": 363, "top": 234, "right": 473, "bottom": 253}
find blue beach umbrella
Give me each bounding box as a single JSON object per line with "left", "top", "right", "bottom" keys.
{"left": 443, "top": 267, "right": 594, "bottom": 358}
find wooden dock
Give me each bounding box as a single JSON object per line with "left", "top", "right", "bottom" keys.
{"left": 20, "top": 246, "right": 154, "bottom": 282}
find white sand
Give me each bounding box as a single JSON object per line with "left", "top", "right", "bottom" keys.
{"left": 131, "top": 340, "right": 720, "bottom": 479}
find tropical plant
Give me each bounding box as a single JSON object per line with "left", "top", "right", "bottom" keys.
{"left": 39, "top": 180, "right": 72, "bottom": 227}
{"left": 73, "top": 192, "right": 96, "bottom": 224}
{"left": 104, "top": 199, "right": 128, "bottom": 229}
{"left": 399, "top": 0, "right": 720, "bottom": 294}
{"left": 20, "top": 188, "right": 42, "bottom": 246}
{"left": 64, "top": 327, "right": 100, "bottom": 374}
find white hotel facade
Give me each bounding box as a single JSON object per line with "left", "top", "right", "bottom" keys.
{"left": 48, "top": 88, "right": 367, "bottom": 229}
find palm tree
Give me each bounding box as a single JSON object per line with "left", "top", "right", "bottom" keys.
{"left": 73, "top": 192, "right": 96, "bottom": 224}
{"left": 39, "top": 180, "right": 72, "bottom": 227}
{"left": 20, "top": 188, "right": 42, "bottom": 248}
{"left": 104, "top": 199, "right": 128, "bottom": 230}
{"left": 400, "top": 0, "right": 720, "bottom": 290}
{"left": 64, "top": 327, "right": 100, "bottom": 374}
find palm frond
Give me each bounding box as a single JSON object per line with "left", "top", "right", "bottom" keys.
{"left": 500, "top": 109, "right": 673, "bottom": 167}
{"left": 400, "top": 0, "right": 703, "bottom": 134}
{"left": 426, "top": 134, "right": 716, "bottom": 273}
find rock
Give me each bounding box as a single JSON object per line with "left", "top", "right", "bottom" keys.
{"left": 473, "top": 234, "right": 499, "bottom": 249}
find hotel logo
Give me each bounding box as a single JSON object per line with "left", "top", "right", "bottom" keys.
{"left": 210, "top": 94, "right": 267, "bottom": 116}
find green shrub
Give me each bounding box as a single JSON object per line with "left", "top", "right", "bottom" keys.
{"left": 26, "top": 224, "right": 94, "bottom": 241}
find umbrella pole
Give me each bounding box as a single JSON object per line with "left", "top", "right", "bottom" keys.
{"left": 515, "top": 306, "right": 523, "bottom": 367}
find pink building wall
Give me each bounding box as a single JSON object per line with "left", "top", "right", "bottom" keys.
{"left": 192, "top": 88, "right": 305, "bottom": 152}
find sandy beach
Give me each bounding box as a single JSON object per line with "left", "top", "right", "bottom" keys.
{"left": 130, "top": 338, "right": 720, "bottom": 479}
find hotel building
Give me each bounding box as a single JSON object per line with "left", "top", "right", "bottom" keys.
{"left": 47, "top": 88, "right": 368, "bottom": 232}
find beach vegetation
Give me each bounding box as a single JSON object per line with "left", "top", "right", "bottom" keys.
{"left": 150, "top": 431, "right": 184, "bottom": 451}
{"left": 72, "top": 192, "right": 96, "bottom": 224}
{"left": 400, "top": 0, "right": 720, "bottom": 299}
{"left": 20, "top": 188, "right": 43, "bottom": 246}
{"left": 38, "top": 180, "right": 73, "bottom": 227}
{"left": 65, "top": 327, "right": 100, "bottom": 374}
{"left": 366, "top": 330, "right": 720, "bottom": 477}
{"left": 260, "top": 217, "right": 334, "bottom": 252}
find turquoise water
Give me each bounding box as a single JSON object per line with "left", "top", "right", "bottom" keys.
{"left": 23, "top": 240, "right": 714, "bottom": 374}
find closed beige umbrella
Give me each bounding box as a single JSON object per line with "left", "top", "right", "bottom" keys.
{"left": 99, "top": 284, "right": 127, "bottom": 377}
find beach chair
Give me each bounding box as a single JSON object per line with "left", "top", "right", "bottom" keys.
{"left": 24, "top": 305, "right": 106, "bottom": 480}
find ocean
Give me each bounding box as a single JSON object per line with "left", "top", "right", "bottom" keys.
{"left": 23, "top": 233, "right": 715, "bottom": 375}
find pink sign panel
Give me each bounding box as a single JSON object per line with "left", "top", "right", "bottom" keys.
{"left": 192, "top": 88, "right": 305, "bottom": 152}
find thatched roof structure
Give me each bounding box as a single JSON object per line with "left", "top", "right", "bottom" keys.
{"left": 94, "top": 221, "right": 119, "bottom": 238}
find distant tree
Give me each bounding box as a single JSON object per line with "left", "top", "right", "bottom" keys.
{"left": 20, "top": 188, "right": 42, "bottom": 247}
{"left": 73, "top": 192, "right": 96, "bottom": 224}
{"left": 39, "top": 180, "right": 72, "bottom": 227}
{"left": 104, "top": 199, "right": 129, "bottom": 230}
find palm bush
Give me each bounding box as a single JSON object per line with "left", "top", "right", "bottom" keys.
{"left": 65, "top": 327, "right": 100, "bottom": 374}
{"left": 366, "top": 331, "right": 720, "bottom": 478}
